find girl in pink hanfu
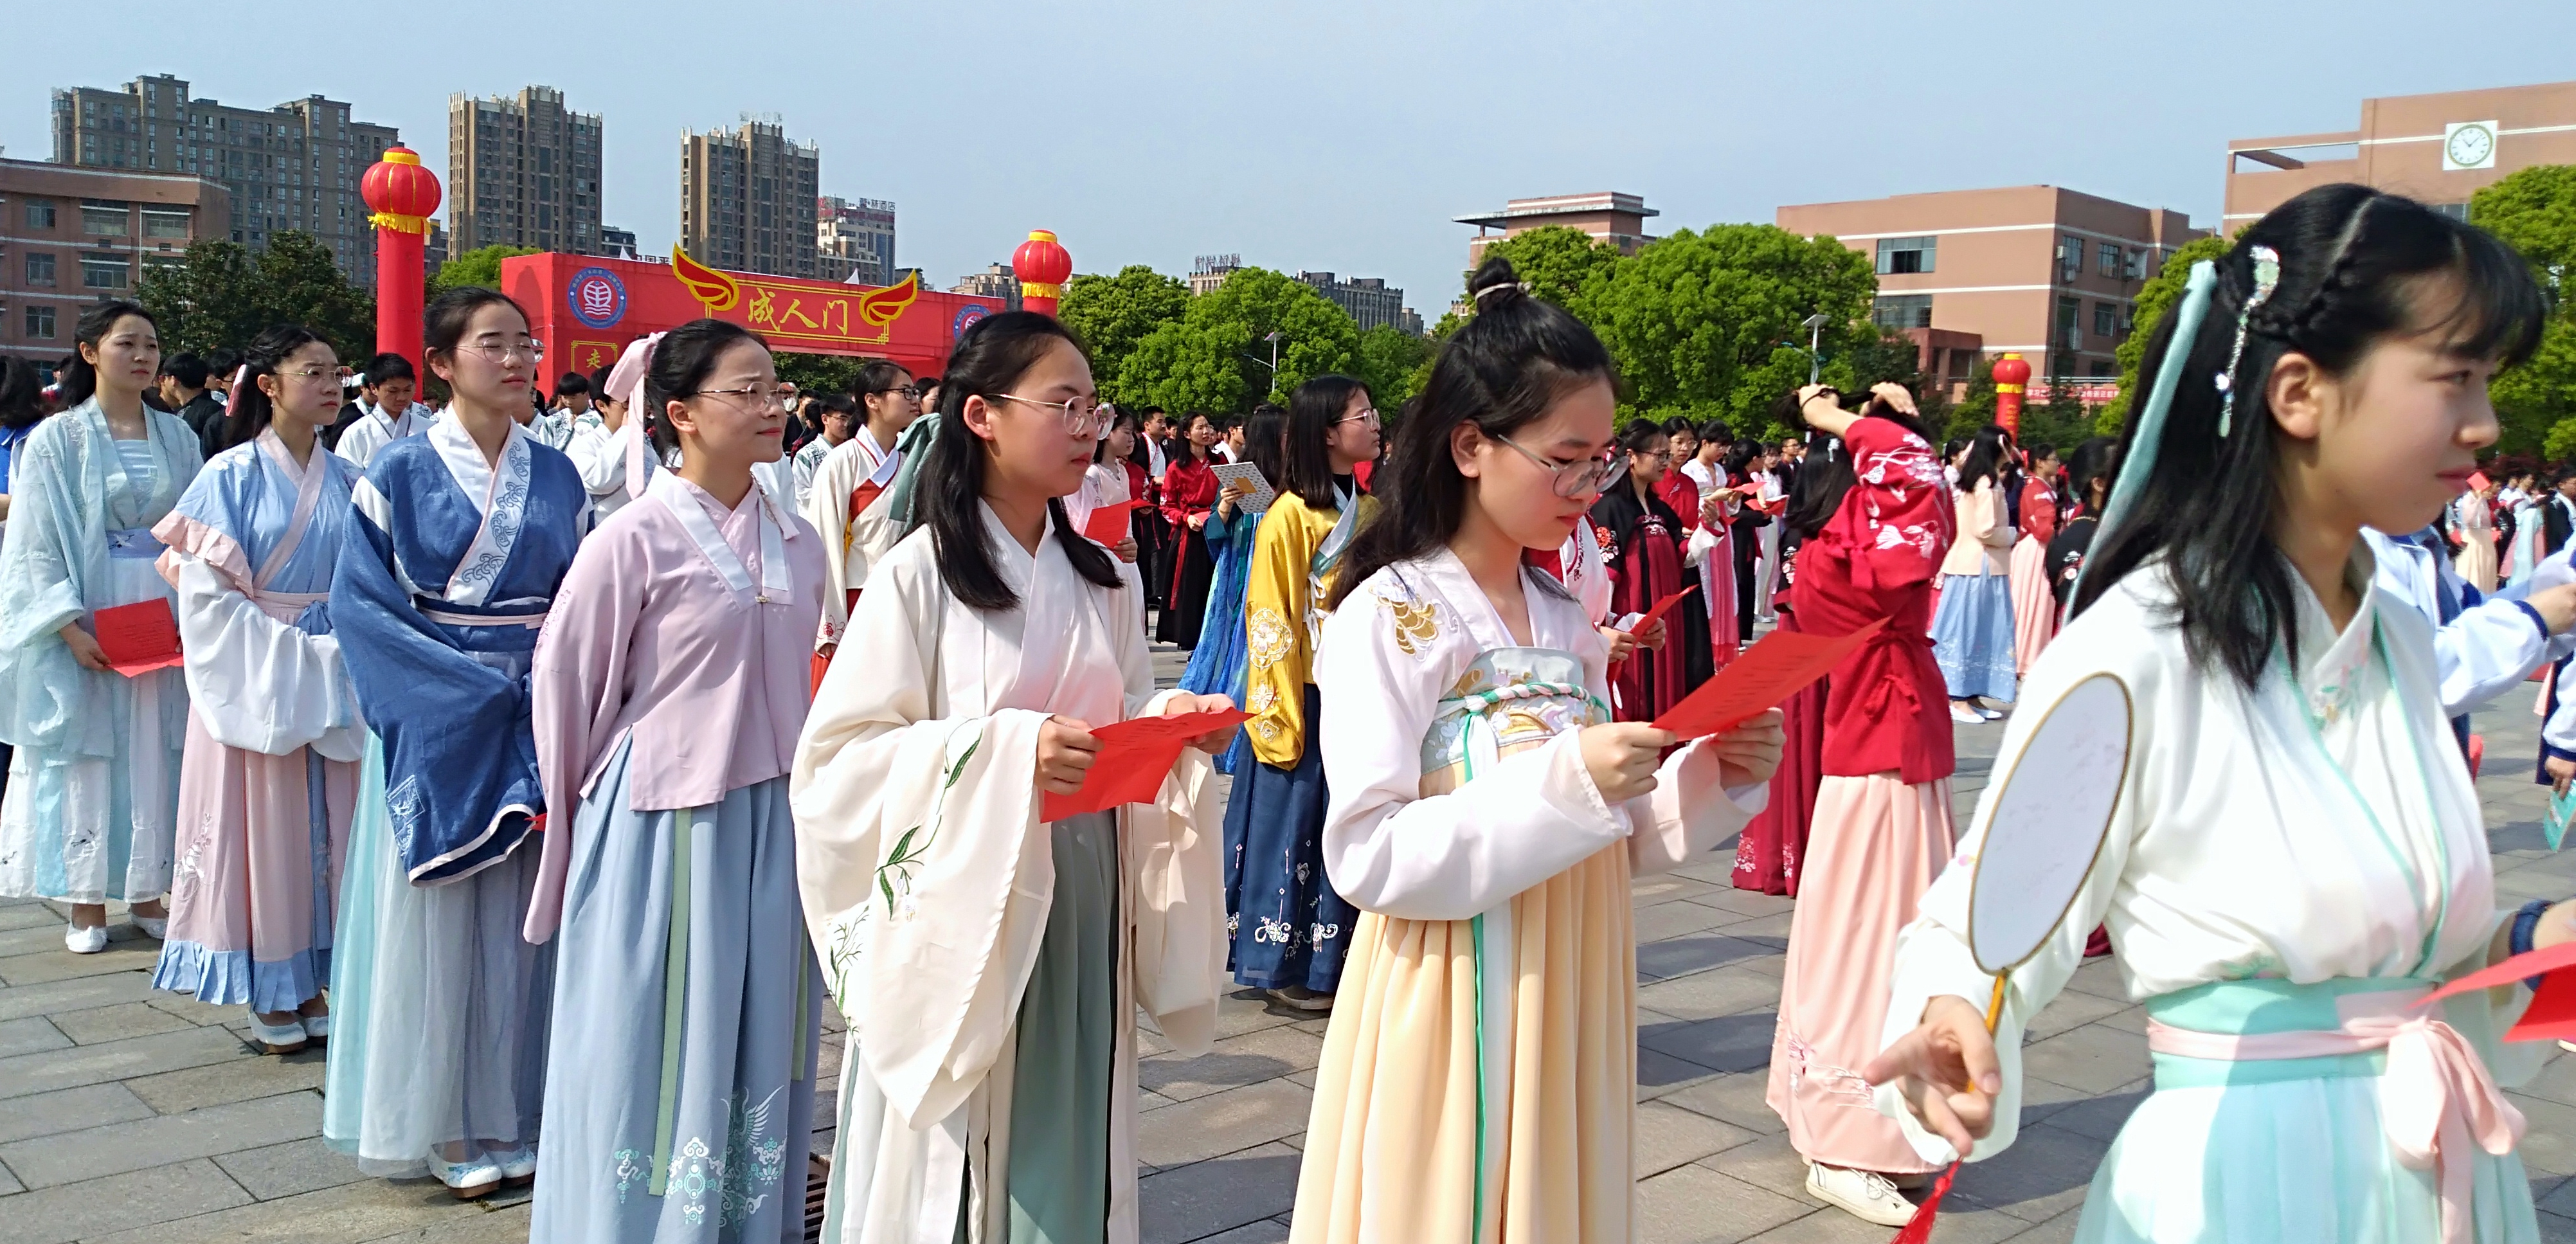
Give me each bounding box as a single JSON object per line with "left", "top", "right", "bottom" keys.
{"left": 150, "top": 326, "right": 367, "bottom": 1053}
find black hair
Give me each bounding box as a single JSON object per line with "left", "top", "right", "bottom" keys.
{"left": 588, "top": 363, "right": 616, "bottom": 399}
{"left": 1616, "top": 420, "right": 1668, "bottom": 453}
{"left": 2026, "top": 441, "right": 2059, "bottom": 465}
{"left": 2064, "top": 435, "right": 2120, "bottom": 516}
{"left": 163, "top": 352, "right": 210, "bottom": 391}
{"left": 58, "top": 300, "right": 158, "bottom": 408}
{"left": 2557, "top": 464, "right": 2576, "bottom": 488}
{"left": 1094, "top": 403, "right": 1139, "bottom": 463}
{"left": 914, "top": 310, "right": 1122, "bottom": 611}
{"left": 640, "top": 318, "right": 770, "bottom": 460}
{"left": 2074, "top": 183, "right": 2547, "bottom": 689}
{"left": 1329, "top": 256, "right": 1617, "bottom": 610}
{"left": 0, "top": 357, "right": 45, "bottom": 431}
{"left": 218, "top": 324, "right": 330, "bottom": 452}
{"left": 421, "top": 287, "right": 531, "bottom": 411}
{"left": 554, "top": 371, "right": 590, "bottom": 398}
{"left": 1283, "top": 374, "right": 1370, "bottom": 509}
{"left": 363, "top": 352, "right": 416, "bottom": 390}
{"left": 855, "top": 358, "right": 913, "bottom": 397}
{"left": 1783, "top": 428, "right": 1856, "bottom": 540}
{"left": 1720, "top": 437, "right": 1762, "bottom": 482}
{"left": 1698, "top": 419, "right": 1733, "bottom": 446}
{"left": 1245, "top": 401, "right": 1288, "bottom": 492}
{"left": 1662, "top": 415, "right": 1697, "bottom": 439}
{"left": 1168, "top": 411, "right": 1214, "bottom": 467}
{"left": 204, "top": 348, "right": 241, "bottom": 382}
{"left": 1956, "top": 424, "right": 2010, "bottom": 491}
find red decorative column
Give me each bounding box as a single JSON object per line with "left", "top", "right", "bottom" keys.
{"left": 1992, "top": 352, "right": 2031, "bottom": 437}
{"left": 360, "top": 147, "right": 442, "bottom": 372}
{"left": 1013, "top": 229, "right": 1072, "bottom": 316}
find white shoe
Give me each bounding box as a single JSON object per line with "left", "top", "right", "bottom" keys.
{"left": 1949, "top": 702, "right": 1983, "bottom": 724}
{"left": 490, "top": 1145, "right": 537, "bottom": 1184}
{"left": 64, "top": 922, "right": 108, "bottom": 954}
{"left": 1807, "top": 1163, "right": 1916, "bottom": 1227}
{"left": 298, "top": 1012, "right": 330, "bottom": 1042}
{"left": 131, "top": 913, "right": 167, "bottom": 939}
{"left": 248, "top": 1013, "right": 309, "bottom": 1055}
{"left": 1977, "top": 705, "right": 2004, "bottom": 721}
{"left": 426, "top": 1152, "right": 503, "bottom": 1200}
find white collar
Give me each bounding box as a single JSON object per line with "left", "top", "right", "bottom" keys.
{"left": 2287, "top": 543, "right": 2382, "bottom": 725}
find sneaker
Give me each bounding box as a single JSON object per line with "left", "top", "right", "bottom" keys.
{"left": 1266, "top": 986, "right": 1335, "bottom": 1013}
{"left": 1806, "top": 1162, "right": 1916, "bottom": 1227}
{"left": 64, "top": 922, "right": 108, "bottom": 954}
{"left": 426, "top": 1151, "right": 503, "bottom": 1200}
{"left": 1949, "top": 701, "right": 1983, "bottom": 724}
{"left": 248, "top": 1013, "right": 309, "bottom": 1056}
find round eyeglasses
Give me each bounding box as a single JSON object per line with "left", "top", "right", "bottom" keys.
{"left": 996, "top": 393, "right": 1110, "bottom": 438}
{"left": 1493, "top": 433, "right": 1627, "bottom": 498}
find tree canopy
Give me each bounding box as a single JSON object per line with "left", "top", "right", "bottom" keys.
{"left": 1119, "top": 267, "right": 1360, "bottom": 412}
{"left": 1058, "top": 265, "right": 1190, "bottom": 407}
{"left": 1356, "top": 323, "right": 1435, "bottom": 413}
{"left": 429, "top": 244, "right": 537, "bottom": 299}
{"left": 136, "top": 231, "right": 376, "bottom": 365}
{"left": 2472, "top": 165, "right": 2576, "bottom": 459}
{"left": 2099, "top": 233, "right": 2232, "bottom": 434}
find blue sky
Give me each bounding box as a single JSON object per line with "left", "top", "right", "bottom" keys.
{"left": 10, "top": 1, "right": 2574, "bottom": 320}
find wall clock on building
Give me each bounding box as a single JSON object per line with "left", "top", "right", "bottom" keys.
{"left": 2444, "top": 120, "right": 2499, "bottom": 172}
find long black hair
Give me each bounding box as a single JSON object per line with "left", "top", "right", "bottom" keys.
{"left": 2073, "top": 183, "right": 2546, "bottom": 689}
{"left": 1169, "top": 411, "right": 1214, "bottom": 467}
{"left": 2063, "top": 435, "right": 2119, "bottom": 518}
{"left": 1956, "top": 424, "right": 2011, "bottom": 491}
{"left": 0, "top": 357, "right": 44, "bottom": 431}
{"left": 59, "top": 300, "right": 157, "bottom": 408}
{"left": 1329, "top": 256, "right": 1617, "bottom": 610}
{"left": 217, "top": 325, "right": 330, "bottom": 453}
{"left": 1283, "top": 374, "right": 1370, "bottom": 509}
{"left": 915, "top": 311, "right": 1121, "bottom": 611}
{"left": 1245, "top": 401, "right": 1288, "bottom": 495}
{"left": 641, "top": 318, "right": 769, "bottom": 460}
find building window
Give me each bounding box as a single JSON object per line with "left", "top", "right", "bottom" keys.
{"left": 81, "top": 205, "right": 127, "bottom": 235}
{"left": 2056, "top": 295, "right": 2083, "bottom": 347}
{"left": 25, "top": 253, "right": 55, "bottom": 285}
{"left": 25, "top": 305, "right": 55, "bottom": 339}
{"left": 24, "top": 199, "right": 56, "bottom": 229}
{"left": 82, "top": 254, "right": 131, "bottom": 289}
{"left": 2093, "top": 302, "right": 2117, "bottom": 338}
{"left": 1875, "top": 235, "right": 1936, "bottom": 275}
{"left": 2098, "top": 242, "right": 2121, "bottom": 278}
{"left": 2058, "top": 235, "right": 2084, "bottom": 279}
{"left": 1946, "top": 349, "right": 1974, "bottom": 380}
{"left": 1871, "top": 294, "right": 1934, "bottom": 330}
{"left": 2088, "top": 359, "right": 2117, "bottom": 379}
{"left": 141, "top": 212, "right": 189, "bottom": 240}
{"left": 2051, "top": 352, "right": 2077, "bottom": 380}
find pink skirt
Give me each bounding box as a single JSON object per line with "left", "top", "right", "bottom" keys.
{"left": 2008, "top": 534, "right": 2055, "bottom": 677}
{"left": 1766, "top": 773, "right": 1954, "bottom": 1173}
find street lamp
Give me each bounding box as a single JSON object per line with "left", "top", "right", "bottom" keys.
{"left": 1801, "top": 312, "right": 1832, "bottom": 384}
{"left": 1243, "top": 330, "right": 1286, "bottom": 396}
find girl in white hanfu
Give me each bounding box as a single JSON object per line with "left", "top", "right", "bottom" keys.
{"left": 2453, "top": 473, "right": 2499, "bottom": 593}
{"left": 149, "top": 325, "right": 367, "bottom": 1054}
{"left": 792, "top": 311, "right": 1235, "bottom": 1244}
{"left": 1290, "top": 258, "right": 1784, "bottom": 1244}
{"left": 0, "top": 300, "right": 199, "bottom": 953}
{"left": 1870, "top": 186, "right": 2576, "bottom": 1244}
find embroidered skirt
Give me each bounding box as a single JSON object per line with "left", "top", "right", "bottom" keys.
{"left": 1221, "top": 684, "right": 1355, "bottom": 993}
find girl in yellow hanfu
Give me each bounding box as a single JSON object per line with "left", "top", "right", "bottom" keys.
{"left": 1291, "top": 258, "right": 1785, "bottom": 1244}
{"left": 1222, "top": 374, "right": 1380, "bottom": 1010}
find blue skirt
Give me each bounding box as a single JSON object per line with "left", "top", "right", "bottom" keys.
{"left": 1931, "top": 572, "right": 2019, "bottom": 702}
{"left": 1220, "top": 683, "right": 1355, "bottom": 993}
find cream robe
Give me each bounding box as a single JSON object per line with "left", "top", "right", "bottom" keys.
{"left": 800, "top": 430, "right": 905, "bottom": 651}
{"left": 791, "top": 505, "right": 1227, "bottom": 1244}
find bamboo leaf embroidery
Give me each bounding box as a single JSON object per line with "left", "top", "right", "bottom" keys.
{"left": 872, "top": 722, "right": 984, "bottom": 920}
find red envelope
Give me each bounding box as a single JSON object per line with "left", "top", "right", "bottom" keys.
{"left": 1082, "top": 500, "right": 1144, "bottom": 545}
{"left": 1632, "top": 586, "right": 1697, "bottom": 629}
{"left": 1651, "top": 617, "right": 1887, "bottom": 739}
{"left": 92, "top": 599, "right": 184, "bottom": 677}
{"left": 1040, "top": 708, "right": 1252, "bottom": 821}
{"left": 2417, "top": 939, "right": 2576, "bottom": 1040}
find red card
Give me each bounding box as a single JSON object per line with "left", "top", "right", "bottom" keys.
{"left": 1650, "top": 617, "right": 1887, "bottom": 739}
{"left": 1040, "top": 708, "right": 1252, "bottom": 822}
{"left": 2418, "top": 940, "right": 2576, "bottom": 1040}
{"left": 92, "top": 600, "right": 184, "bottom": 677}
{"left": 1632, "top": 586, "right": 1697, "bottom": 629}
{"left": 1082, "top": 500, "right": 1144, "bottom": 545}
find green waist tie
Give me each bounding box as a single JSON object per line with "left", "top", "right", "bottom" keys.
{"left": 2144, "top": 977, "right": 2432, "bottom": 1091}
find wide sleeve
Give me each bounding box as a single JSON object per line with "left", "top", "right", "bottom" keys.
{"left": 1314, "top": 586, "right": 1631, "bottom": 921}
{"left": 158, "top": 546, "right": 361, "bottom": 760}
{"left": 1158, "top": 464, "right": 1192, "bottom": 530}
{"left": 570, "top": 422, "right": 631, "bottom": 499}
{"left": 1625, "top": 741, "right": 1769, "bottom": 875}
{"left": 1245, "top": 503, "right": 1320, "bottom": 768}
{"left": 523, "top": 527, "right": 647, "bottom": 942}
{"left": 802, "top": 443, "right": 861, "bottom": 649}
{"left": 0, "top": 424, "right": 94, "bottom": 754}
{"left": 790, "top": 557, "right": 1058, "bottom": 1130}
{"left": 2022, "top": 483, "right": 2058, "bottom": 545}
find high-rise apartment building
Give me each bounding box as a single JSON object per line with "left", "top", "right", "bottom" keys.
{"left": 817, "top": 196, "right": 896, "bottom": 284}
{"left": 1295, "top": 271, "right": 1413, "bottom": 334}
{"left": 680, "top": 119, "right": 820, "bottom": 278}
{"left": 447, "top": 86, "right": 604, "bottom": 257}
{"left": 49, "top": 73, "right": 396, "bottom": 285}
{"left": 0, "top": 157, "right": 230, "bottom": 368}
{"left": 600, "top": 225, "right": 638, "bottom": 259}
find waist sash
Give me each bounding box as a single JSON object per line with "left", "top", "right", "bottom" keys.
{"left": 417, "top": 601, "right": 548, "bottom": 629}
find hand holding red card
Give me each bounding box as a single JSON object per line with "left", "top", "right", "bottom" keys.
{"left": 1652, "top": 617, "right": 1886, "bottom": 739}
{"left": 1081, "top": 500, "right": 1144, "bottom": 546}
{"left": 1632, "top": 586, "right": 1697, "bottom": 630}
{"left": 1040, "top": 708, "right": 1250, "bottom": 822}
{"left": 91, "top": 600, "right": 184, "bottom": 677}
{"left": 2418, "top": 939, "right": 2576, "bottom": 1041}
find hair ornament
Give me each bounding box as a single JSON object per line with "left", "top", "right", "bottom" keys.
{"left": 223, "top": 363, "right": 253, "bottom": 422}
{"left": 1471, "top": 280, "right": 1529, "bottom": 307}
{"left": 2212, "top": 245, "right": 2281, "bottom": 438}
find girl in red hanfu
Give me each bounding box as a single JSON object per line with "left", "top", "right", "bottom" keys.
{"left": 1155, "top": 412, "right": 1221, "bottom": 649}
{"left": 1589, "top": 420, "right": 1712, "bottom": 721}
{"left": 1733, "top": 407, "right": 1850, "bottom": 897}
{"left": 1764, "top": 380, "right": 1958, "bottom": 1227}
{"left": 2010, "top": 442, "right": 2063, "bottom": 676}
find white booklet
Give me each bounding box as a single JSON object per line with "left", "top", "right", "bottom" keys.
{"left": 1212, "top": 462, "right": 1276, "bottom": 516}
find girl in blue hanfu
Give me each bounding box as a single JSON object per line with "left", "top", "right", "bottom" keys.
{"left": 0, "top": 300, "right": 199, "bottom": 952}
{"left": 1869, "top": 185, "right": 2576, "bottom": 1243}
{"left": 793, "top": 311, "right": 1234, "bottom": 1243}
{"left": 1290, "top": 258, "right": 1781, "bottom": 1243}
{"left": 324, "top": 287, "right": 590, "bottom": 1199}
{"left": 526, "top": 318, "right": 829, "bottom": 1241}
{"left": 149, "top": 325, "right": 366, "bottom": 1053}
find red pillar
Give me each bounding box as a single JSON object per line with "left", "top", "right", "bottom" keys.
{"left": 360, "top": 147, "right": 442, "bottom": 371}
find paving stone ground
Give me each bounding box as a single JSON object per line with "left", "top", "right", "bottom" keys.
{"left": 8, "top": 645, "right": 2576, "bottom": 1243}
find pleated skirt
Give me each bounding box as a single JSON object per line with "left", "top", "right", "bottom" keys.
{"left": 151, "top": 723, "right": 357, "bottom": 1012}
{"left": 1930, "top": 572, "right": 2018, "bottom": 702}
{"left": 1221, "top": 685, "right": 1354, "bottom": 993}
{"left": 2008, "top": 534, "right": 2057, "bottom": 678}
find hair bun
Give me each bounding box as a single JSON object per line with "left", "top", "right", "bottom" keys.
{"left": 1466, "top": 256, "right": 1529, "bottom": 312}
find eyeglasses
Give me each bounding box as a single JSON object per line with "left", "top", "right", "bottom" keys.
{"left": 872, "top": 384, "right": 921, "bottom": 399}
{"left": 1637, "top": 448, "right": 1673, "bottom": 462}
{"left": 696, "top": 384, "right": 787, "bottom": 411}
{"left": 1493, "top": 433, "right": 1627, "bottom": 498}
{"left": 457, "top": 339, "right": 545, "bottom": 365}
{"left": 996, "top": 392, "right": 1110, "bottom": 437}
{"left": 275, "top": 366, "right": 343, "bottom": 383}
{"left": 1337, "top": 408, "right": 1381, "bottom": 428}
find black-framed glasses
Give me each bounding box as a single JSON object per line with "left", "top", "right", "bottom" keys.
{"left": 872, "top": 384, "right": 922, "bottom": 400}
{"left": 1493, "top": 433, "right": 1626, "bottom": 498}
{"left": 996, "top": 392, "right": 1110, "bottom": 437}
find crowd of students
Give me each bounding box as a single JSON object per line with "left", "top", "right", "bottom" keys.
{"left": 3, "top": 180, "right": 2575, "bottom": 1243}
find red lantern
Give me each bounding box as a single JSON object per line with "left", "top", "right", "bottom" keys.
{"left": 1013, "top": 229, "right": 1073, "bottom": 316}
{"left": 361, "top": 147, "right": 443, "bottom": 374}
{"left": 1992, "top": 352, "right": 2031, "bottom": 437}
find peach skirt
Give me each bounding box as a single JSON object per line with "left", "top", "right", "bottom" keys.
{"left": 1766, "top": 773, "right": 1953, "bottom": 1173}
{"left": 2009, "top": 534, "right": 2056, "bottom": 677}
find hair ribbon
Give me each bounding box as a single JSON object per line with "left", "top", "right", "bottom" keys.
{"left": 2072, "top": 259, "right": 2217, "bottom": 608}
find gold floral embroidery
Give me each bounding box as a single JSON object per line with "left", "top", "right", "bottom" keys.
{"left": 1247, "top": 683, "right": 1277, "bottom": 715}
{"left": 1446, "top": 666, "right": 1491, "bottom": 698}
{"left": 1247, "top": 607, "right": 1293, "bottom": 669}
{"left": 1382, "top": 596, "right": 1439, "bottom": 656}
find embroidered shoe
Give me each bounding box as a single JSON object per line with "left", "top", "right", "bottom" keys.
{"left": 64, "top": 922, "right": 108, "bottom": 954}
{"left": 490, "top": 1145, "right": 537, "bottom": 1185}
{"left": 1807, "top": 1162, "right": 1916, "bottom": 1227}
{"left": 248, "top": 1013, "right": 309, "bottom": 1056}
{"left": 426, "top": 1151, "right": 503, "bottom": 1200}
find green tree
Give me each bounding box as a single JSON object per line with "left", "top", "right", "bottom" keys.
{"left": 137, "top": 231, "right": 375, "bottom": 365}
{"left": 1119, "top": 267, "right": 1359, "bottom": 412}
{"left": 1355, "top": 323, "right": 1434, "bottom": 411}
{"left": 1841, "top": 327, "right": 1925, "bottom": 393}
{"left": 1944, "top": 368, "right": 1999, "bottom": 440}
{"left": 430, "top": 244, "right": 537, "bottom": 298}
{"left": 2472, "top": 165, "right": 2576, "bottom": 458}
{"left": 773, "top": 354, "right": 862, "bottom": 401}
{"left": 1463, "top": 226, "right": 1622, "bottom": 316}
{"left": 1059, "top": 265, "right": 1190, "bottom": 406}
{"left": 1585, "top": 224, "right": 1877, "bottom": 432}
{"left": 2101, "top": 233, "right": 2233, "bottom": 433}
{"left": 2017, "top": 385, "right": 2098, "bottom": 457}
